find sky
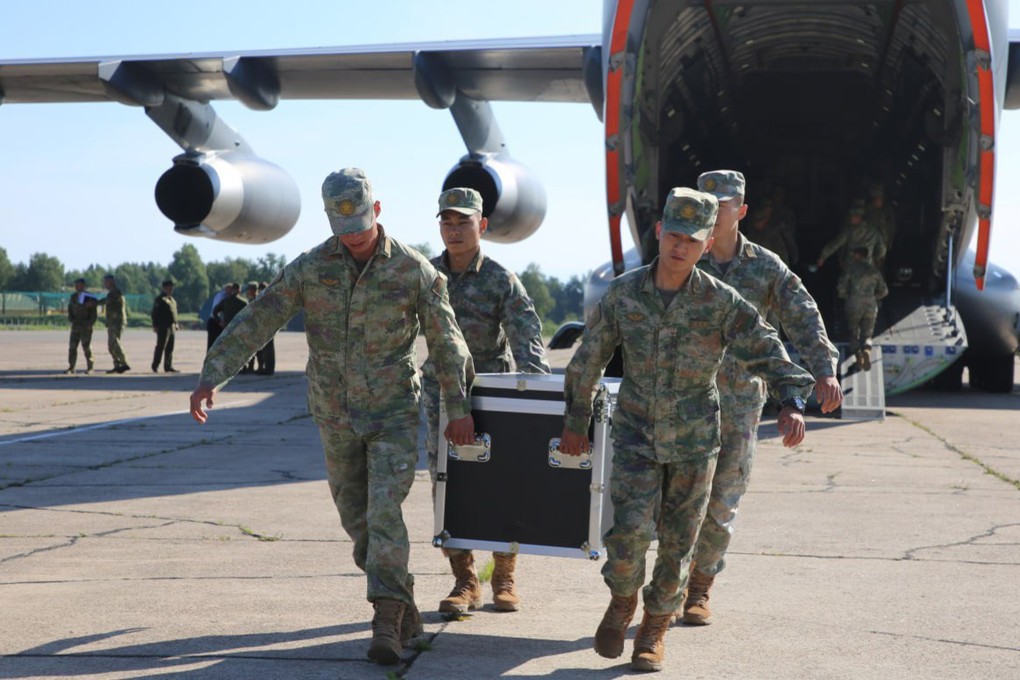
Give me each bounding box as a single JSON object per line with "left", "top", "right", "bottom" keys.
{"left": 1, "top": 0, "right": 1020, "bottom": 283}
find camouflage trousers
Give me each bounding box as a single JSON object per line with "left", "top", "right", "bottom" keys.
{"left": 422, "top": 379, "right": 512, "bottom": 560}
{"left": 603, "top": 426, "right": 717, "bottom": 616}
{"left": 68, "top": 324, "right": 94, "bottom": 369}
{"left": 847, "top": 305, "right": 878, "bottom": 355}
{"left": 691, "top": 408, "right": 762, "bottom": 576}
{"left": 319, "top": 420, "right": 418, "bottom": 605}
{"left": 106, "top": 323, "right": 129, "bottom": 368}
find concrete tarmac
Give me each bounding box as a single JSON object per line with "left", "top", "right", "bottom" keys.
{"left": 0, "top": 329, "right": 1017, "bottom": 679}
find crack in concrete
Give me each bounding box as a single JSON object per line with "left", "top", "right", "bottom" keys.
{"left": 867, "top": 629, "right": 1019, "bottom": 653}
{"left": 902, "top": 523, "right": 1020, "bottom": 561}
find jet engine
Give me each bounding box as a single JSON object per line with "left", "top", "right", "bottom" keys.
{"left": 155, "top": 151, "right": 300, "bottom": 244}
{"left": 441, "top": 154, "right": 546, "bottom": 244}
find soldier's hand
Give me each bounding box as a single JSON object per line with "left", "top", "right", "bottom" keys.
{"left": 815, "top": 376, "right": 843, "bottom": 414}
{"left": 777, "top": 407, "right": 805, "bottom": 447}
{"left": 444, "top": 414, "right": 475, "bottom": 446}
{"left": 190, "top": 384, "right": 216, "bottom": 424}
{"left": 558, "top": 428, "right": 589, "bottom": 456}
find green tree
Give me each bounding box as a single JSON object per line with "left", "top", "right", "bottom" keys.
{"left": 112, "top": 263, "right": 155, "bottom": 295}
{"left": 19, "top": 253, "right": 65, "bottom": 291}
{"left": 518, "top": 263, "right": 554, "bottom": 322}
{"left": 251, "top": 253, "right": 287, "bottom": 283}
{"left": 207, "top": 257, "right": 254, "bottom": 292}
{"left": 167, "top": 244, "right": 208, "bottom": 313}
{"left": 0, "top": 247, "right": 14, "bottom": 290}
{"left": 558, "top": 275, "right": 585, "bottom": 322}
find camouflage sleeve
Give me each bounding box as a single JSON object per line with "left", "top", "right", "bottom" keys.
{"left": 563, "top": 292, "right": 620, "bottom": 433}
{"left": 199, "top": 270, "right": 303, "bottom": 390}
{"left": 418, "top": 271, "right": 475, "bottom": 422}
{"left": 818, "top": 228, "right": 847, "bottom": 262}
{"left": 502, "top": 273, "right": 551, "bottom": 374}
{"left": 723, "top": 296, "right": 815, "bottom": 403}
{"left": 876, "top": 273, "right": 889, "bottom": 300}
{"left": 774, "top": 269, "right": 839, "bottom": 379}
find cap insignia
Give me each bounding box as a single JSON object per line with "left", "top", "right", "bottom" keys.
{"left": 704, "top": 178, "right": 717, "bottom": 191}
{"left": 681, "top": 203, "right": 697, "bottom": 220}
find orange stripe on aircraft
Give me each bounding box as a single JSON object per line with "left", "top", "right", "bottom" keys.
{"left": 605, "top": 0, "right": 635, "bottom": 276}
{"left": 966, "top": 0, "right": 994, "bottom": 290}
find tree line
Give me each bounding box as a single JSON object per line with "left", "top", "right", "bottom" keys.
{"left": 0, "top": 245, "right": 585, "bottom": 326}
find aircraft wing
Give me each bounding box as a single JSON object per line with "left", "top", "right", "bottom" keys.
{"left": 0, "top": 34, "right": 601, "bottom": 108}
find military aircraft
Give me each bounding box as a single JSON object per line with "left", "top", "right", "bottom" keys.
{"left": 1, "top": 0, "right": 1018, "bottom": 394}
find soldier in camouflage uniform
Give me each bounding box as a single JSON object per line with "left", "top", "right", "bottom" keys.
{"left": 422, "top": 187, "right": 551, "bottom": 616}
{"left": 867, "top": 183, "right": 896, "bottom": 265}
{"left": 150, "top": 280, "right": 179, "bottom": 373}
{"left": 771, "top": 185, "right": 799, "bottom": 265}
{"left": 559, "top": 188, "right": 815, "bottom": 673}
{"left": 189, "top": 168, "right": 476, "bottom": 666}
{"left": 815, "top": 199, "right": 886, "bottom": 271}
{"left": 682, "top": 170, "right": 842, "bottom": 626}
{"left": 66, "top": 278, "right": 97, "bottom": 374}
{"left": 100, "top": 274, "right": 131, "bottom": 373}
{"left": 839, "top": 246, "right": 889, "bottom": 371}
{"left": 743, "top": 197, "right": 796, "bottom": 267}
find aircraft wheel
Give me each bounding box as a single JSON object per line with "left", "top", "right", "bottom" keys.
{"left": 967, "top": 353, "right": 1016, "bottom": 393}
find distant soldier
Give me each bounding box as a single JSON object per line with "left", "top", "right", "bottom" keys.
{"left": 189, "top": 168, "right": 475, "bottom": 666}
{"left": 66, "top": 278, "right": 97, "bottom": 375}
{"left": 422, "top": 187, "right": 551, "bottom": 616}
{"left": 743, "top": 197, "right": 796, "bottom": 266}
{"left": 559, "top": 187, "right": 814, "bottom": 673}
{"left": 206, "top": 283, "right": 231, "bottom": 350}
{"left": 815, "top": 198, "right": 886, "bottom": 271}
{"left": 838, "top": 246, "right": 889, "bottom": 370}
{"left": 150, "top": 280, "right": 179, "bottom": 373}
{"left": 686, "top": 170, "right": 841, "bottom": 626}
{"left": 213, "top": 282, "right": 247, "bottom": 330}
{"left": 867, "top": 183, "right": 896, "bottom": 260}
{"left": 771, "top": 185, "right": 799, "bottom": 265}
{"left": 100, "top": 274, "right": 131, "bottom": 373}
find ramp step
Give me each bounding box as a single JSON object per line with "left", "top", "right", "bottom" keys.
{"left": 839, "top": 345, "right": 886, "bottom": 420}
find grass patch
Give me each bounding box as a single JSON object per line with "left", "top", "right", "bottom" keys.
{"left": 238, "top": 525, "right": 282, "bottom": 542}
{"left": 477, "top": 557, "right": 494, "bottom": 584}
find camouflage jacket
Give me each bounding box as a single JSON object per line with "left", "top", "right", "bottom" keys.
{"left": 422, "top": 249, "right": 550, "bottom": 381}
{"left": 67, "top": 293, "right": 97, "bottom": 326}
{"left": 838, "top": 259, "right": 889, "bottom": 312}
{"left": 199, "top": 226, "right": 475, "bottom": 433}
{"left": 744, "top": 219, "right": 796, "bottom": 266}
{"left": 698, "top": 235, "right": 838, "bottom": 412}
{"left": 564, "top": 262, "right": 814, "bottom": 462}
{"left": 150, "top": 292, "right": 178, "bottom": 328}
{"left": 819, "top": 219, "right": 886, "bottom": 266}
{"left": 102, "top": 287, "right": 127, "bottom": 326}
{"left": 867, "top": 204, "right": 896, "bottom": 249}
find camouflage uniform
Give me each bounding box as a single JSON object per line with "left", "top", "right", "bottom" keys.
{"left": 744, "top": 199, "right": 797, "bottom": 267}
{"left": 101, "top": 282, "right": 130, "bottom": 370}
{"left": 150, "top": 286, "right": 178, "bottom": 372}
{"left": 199, "top": 224, "right": 473, "bottom": 605}
{"left": 818, "top": 206, "right": 886, "bottom": 269}
{"left": 67, "top": 288, "right": 97, "bottom": 371}
{"left": 839, "top": 258, "right": 889, "bottom": 356}
{"left": 564, "top": 257, "right": 814, "bottom": 616}
{"left": 694, "top": 233, "right": 838, "bottom": 576}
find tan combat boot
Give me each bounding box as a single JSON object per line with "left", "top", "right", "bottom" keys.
{"left": 439, "top": 552, "right": 483, "bottom": 613}
{"left": 681, "top": 568, "right": 715, "bottom": 626}
{"left": 367, "top": 598, "right": 405, "bottom": 665}
{"left": 593, "top": 592, "right": 638, "bottom": 659}
{"left": 491, "top": 553, "right": 521, "bottom": 612}
{"left": 631, "top": 610, "right": 672, "bottom": 672}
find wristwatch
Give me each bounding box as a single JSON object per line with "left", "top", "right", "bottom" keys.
{"left": 780, "top": 396, "right": 806, "bottom": 414}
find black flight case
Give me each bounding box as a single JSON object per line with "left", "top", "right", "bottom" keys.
{"left": 434, "top": 372, "right": 619, "bottom": 560}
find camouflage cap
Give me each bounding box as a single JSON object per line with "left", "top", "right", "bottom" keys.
{"left": 697, "top": 169, "right": 745, "bottom": 202}
{"left": 437, "top": 187, "right": 484, "bottom": 216}
{"left": 661, "top": 187, "right": 718, "bottom": 240}
{"left": 322, "top": 167, "right": 374, "bottom": 234}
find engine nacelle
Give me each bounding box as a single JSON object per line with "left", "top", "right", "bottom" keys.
{"left": 155, "top": 151, "right": 300, "bottom": 244}
{"left": 441, "top": 154, "right": 546, "bottom": 244}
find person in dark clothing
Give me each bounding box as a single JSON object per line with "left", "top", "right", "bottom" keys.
{"left": 150, "top": 280, "right": 179, "bottom": 373}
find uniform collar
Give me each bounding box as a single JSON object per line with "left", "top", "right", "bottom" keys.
{"left": 440, "top": 248, "right": 485, "bottom": 274}
{"left": 702, "top": 232, "right": 757, "bottom": 268}
{"left": 642, "top": 258, "right": 701, "bottom": 296}
{"left": 330, "top": 223, "right": 392, "bottom": 260}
